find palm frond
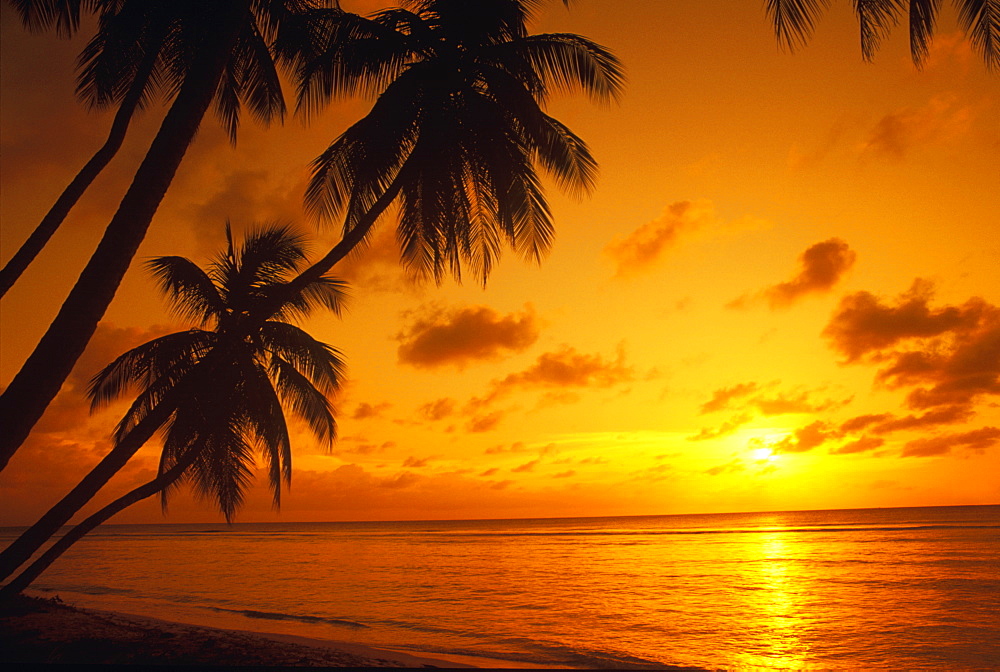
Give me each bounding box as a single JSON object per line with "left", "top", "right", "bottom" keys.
{"left": 956, "top": 0, "right": 1000, "bottom": 69}
{"left": 906, "top": 0, "right": 939, "bottom": 66}
{"left": 507, "top": 33, "right": 624, "bottom": 105}
{"left": 146, "top": 256, "right": 225, "bottom": 325}
{"left": 766, "top": 0, "right": 832, "bottom": 51}
{"left": 854, "top": 0, "right": 905, "bottom": 62}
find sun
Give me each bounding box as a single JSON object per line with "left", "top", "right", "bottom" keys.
{"left": 751, "top": 446, "right": 776, "bottom": 461}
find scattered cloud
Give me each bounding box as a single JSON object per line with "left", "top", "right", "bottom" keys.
{"left": 472, "top": 344, "right": 635, "bottom": 409}
{"left": 861, "top": 95, "right": 973, "bottom": 160}
{"left": 397, "top": 304, "right": 540, "bottom": 369}
{"left": 467, "top": 411, "right": 504, "bottom": 433}
{"left": 772, "top": 421, "right": 833, "bottom": 454}
{"left": 688, "top": 413, "right": 753, "bottom": 441}
{"left": 705, "top": 460, "right": 745, "bottom": 476}
{"left": 824, "top": 279, "right": 999, "bottom": 410}
{"left": 352, "top": 402, "right": 392, "bottom": 420}
{"left": 604, "top": 200, "right": 717, "bottom": 278}
{"left": 901, "top": 427, "right": 1000, "bottom": 457}
{"left": 730, "top": 239, "right": 856, "bottom": 309}
{"left": 700, "top": 382, "right": 759, "bottom": 413}
{"left": 829, "top": 436, "right": 885, "bottom": 455}
{"left": 418, "top": 397, "right": 457, "bottom": 422}
{"left": 512, "top": 460, "right": 539, "bottom": 473}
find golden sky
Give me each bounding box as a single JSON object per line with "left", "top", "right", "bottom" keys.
{"left": 1, "top": 1, "right": 998, "bottom": 525}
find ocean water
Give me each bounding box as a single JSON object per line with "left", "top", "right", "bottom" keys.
{"left": 3, "top": 505, "right": 999, "bottom": 669}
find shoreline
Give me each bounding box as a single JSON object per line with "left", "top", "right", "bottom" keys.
{"left": 1, "top": 595, "right": 539, "bottom": 668}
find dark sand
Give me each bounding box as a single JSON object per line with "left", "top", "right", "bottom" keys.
{"left": 1, "top": 594, "right": 476, "bottom": 668}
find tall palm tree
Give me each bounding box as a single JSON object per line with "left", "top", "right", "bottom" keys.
{"left": 766, "top": 0, "right": 999, "bottom": 69}
{"left": 0, "top": 223, "right": 346, "bottom": 586}
{"left": 0, "top": 1, "right": 167, "bottom": 298}
{"left": 272, "top": 0, "right": 625, "bottom": 302}
{"left": 0, "top": 0, "right": 336, "bottom": 472}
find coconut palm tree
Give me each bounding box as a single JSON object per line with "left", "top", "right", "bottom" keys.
{"left": 0, "top": 1, "right": 168, "bottom": 298}
{"left": 0, "top": 0, "right": 337, "bottom": 472}
{"left": 268, "top": 0, "right": 624, "bottom": 307}
{"left": 0, "top": 223, "right": 346, "bottom": 586}
{"left": 765, "top": 0, "right": 999, "bottom": 69}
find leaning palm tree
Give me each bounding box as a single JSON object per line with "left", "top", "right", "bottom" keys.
{"left": 0, "top": 0, "right": 337, "bottom": 472}
{"left": 0, "top": 1, "right": 169, "bottom": 298}
{"left": 766, "top": 0, "right": 999, "bottom": 69}
{"left": 270, "top": 0, "right": 624, "bottom": 304}
{"left": 0, "top": 223, "right": 346, "bottom": 586}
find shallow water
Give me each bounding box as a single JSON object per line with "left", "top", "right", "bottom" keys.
{"left": 4, "top": 505, "right": 999, "bottom": 669}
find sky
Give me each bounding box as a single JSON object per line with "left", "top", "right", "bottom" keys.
{"left": 1, "top": 1, "right": 998, "bottom": 525}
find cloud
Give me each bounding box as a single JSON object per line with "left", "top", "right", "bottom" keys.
{"left": 687, "top": 413, "right": 753, "bottom": 441}
{"left": 604, "top": 200, "right": 717, "bottom": 278}
{"left": 351, "top": 401, "right": 392, "bottom": 420}
{"left": 512, "top": 460, "right": 539, "bottom": 473}
{"left": 772, "top": 421, "right": 833, "bottom": 454}
{"left": 902, "top": 427, "right": 1000, "bottom": 457}
{"left": 829, "top": 436, "right": 885, "bottom": 455}
{"left": 764, "top": 239, "right": 856, "bottom": 308}
{"left": 402, "top": 456, "right": 430, "bottom": 468}
{"left": 823, "top": 280, "right": 999, "bottom": 410}
{"left": 705, "top": 460, "right": 745, "bottom": 476}
{"left": 418, "top": 397, "right": 457, "bottom": 422}
{"left": 730, "top": 239, "right": 856, "bottom": 309}
{"left": 700, "top": 382, "right": 759, "bottom": 413}
{"left": 473, "top": 345, "right": 635, "bottom": 409}
{"left": 397, "top": 304, "right": 540, "bottom": 369}
{"left": 467, "top": 411, "right": 504, "bottom": 433}
{"left": 862, "top": 96, "right": 973, "bottom": 159}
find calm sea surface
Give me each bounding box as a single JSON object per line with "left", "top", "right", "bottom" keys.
{"left": 4, "top": 505, "right": 999, "bottom": 669}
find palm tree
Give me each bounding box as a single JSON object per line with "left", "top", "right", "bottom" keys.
{"left": 765, "top": 0, "right": 999, "bottom": 69}
{"left": 270, "top": 0, "right": 624, "bottom": 303}
{"left": 0, "top": 1, "right": 168, "bottom": 298}
{"left": 0, "top": 223, "right": 346, "bottom": 587}
{"left": 0, "top": 0, "right": 336, "bottom": 472}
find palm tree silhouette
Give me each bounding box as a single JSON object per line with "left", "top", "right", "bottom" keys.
{"left": 283, "top": 0, "right": 625, "bottom": 291}
{"left": 0, "top": 0, "right": 334, "bottom": 472}
{"left": 0, "top": 223, "right": 346, "bottom": 589}
{"left": 765, "top": 0, "right": 999, "bottom": 69}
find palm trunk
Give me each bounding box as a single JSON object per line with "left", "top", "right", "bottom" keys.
{"left": 0, "top": 380, "right": 185, "bottom": 581}
{"left": 0, "top": 445, "right": 199, "bottom": 598}
{"left": 279, "top": 179, "right": 404, "bottom": 301}
{"left": 0, "top": 31, "right": 164, "bottom": 299}
{"left": 0, "top": 2, "right": 244, "bottom": 473}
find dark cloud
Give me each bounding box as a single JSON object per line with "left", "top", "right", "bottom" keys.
{"left": 485, "top": 442, "right": 528, "bottom": 455}
{"left": 902, "top": 427, "right": 1000, "bottom": 457}
{"left": 604, "top": 200, "right": 716, "bottom": 278}
{"left": 553, "top": 470, "right": 576, "bottom": 478}
{"left": 824, "top": 280, "right": 999, "bottom": 410}
{"left": 765, "top": 238, "right": 856, "bottom": 308}
{"left": 839, "top": 413, "right": 894, "bottom": 433}
{"left": 732, "top": 239, "right": 856, "bottom": 310}
{"left": 397, "top": 304, "right": 540, "bottom": 369}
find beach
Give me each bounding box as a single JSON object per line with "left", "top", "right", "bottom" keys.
{"left": 1, "top": 595, "right": 478, "bottom": 668}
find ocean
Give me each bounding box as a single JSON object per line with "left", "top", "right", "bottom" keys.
{"left": 4, "top": 505, "right": 999, "bottom": 669}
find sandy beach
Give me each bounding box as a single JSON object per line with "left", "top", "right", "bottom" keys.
{"left": 1, "top": 595, "right": 478, "bottom": 668}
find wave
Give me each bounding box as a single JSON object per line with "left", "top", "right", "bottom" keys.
{"left": 208, "top": 606, "right": 368, "bottom": 630}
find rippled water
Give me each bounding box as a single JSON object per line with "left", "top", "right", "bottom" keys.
{"left": 4, "top": 505, "right": 998, "bottom": 669}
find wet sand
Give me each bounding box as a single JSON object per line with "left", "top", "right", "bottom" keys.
{"left": 1, "top": 594, "right": 478, "bottom": 668}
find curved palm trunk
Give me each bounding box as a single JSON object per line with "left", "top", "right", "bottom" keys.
{"left": 0, "top": 2, "right": 244, "bottom": 473}
{"left": 0, "top": 379, "right": 187, "bottom": 581}
{"left": 0, "top": 33, "right": 164, "bottom": 299}
{"left": 0, "top": 446, "right": 198, "bottom": 598}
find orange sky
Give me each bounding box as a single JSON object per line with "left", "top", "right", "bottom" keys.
{"left": 1, "top": 1, "right": 998, "bottom": 525}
